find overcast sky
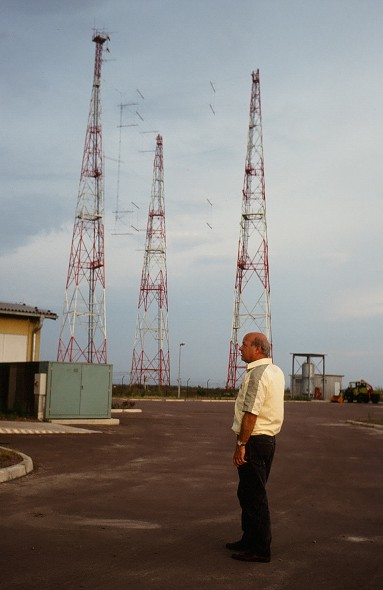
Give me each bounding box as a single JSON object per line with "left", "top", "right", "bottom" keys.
{"left": 1, "top": 0, "right": 383, "bottom": 388}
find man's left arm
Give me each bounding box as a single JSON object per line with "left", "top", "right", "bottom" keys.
{"left": 232, "top": 411, "right": 257, "bottom": 466}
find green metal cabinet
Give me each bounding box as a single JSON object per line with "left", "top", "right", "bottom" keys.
{"left": 45, "top": 362, "right": 112, "bottom": 419}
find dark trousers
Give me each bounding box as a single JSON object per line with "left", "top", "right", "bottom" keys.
{"left": 237, "top": 435, "right": 276, "bottom": 557}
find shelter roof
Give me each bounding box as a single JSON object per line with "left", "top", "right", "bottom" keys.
{"left": 0, "top": 302, "right": 57, "bottom": 320}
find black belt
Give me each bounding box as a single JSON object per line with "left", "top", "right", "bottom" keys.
{"left": 248, "top": 434, "right": 275, "bottom": 441}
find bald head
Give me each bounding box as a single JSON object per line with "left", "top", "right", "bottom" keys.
{"left": 239, "top": 332, "right": 271, "bottom": 364}
{"left": 247, "top": 333, "right": 270, "bottom": 356}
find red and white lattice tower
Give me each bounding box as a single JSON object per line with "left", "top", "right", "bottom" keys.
{"left": 130, "top": 134, "right": 170, "bottom": 387}
{"left": 57, "top": 31, "right": 109, "bottom": 363}
{"left": 226, "top": 69, "right": 272, "bottom": 390}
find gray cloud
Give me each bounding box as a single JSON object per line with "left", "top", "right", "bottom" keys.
{"left": 1, "top": 0, "right": 383, "bottom": 386}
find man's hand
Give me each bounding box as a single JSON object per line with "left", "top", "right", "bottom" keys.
{"left": 232, "top": 412, "right": 257, "bottom": 466}
{"left": 233, "top": 444, "right": 247, "bottom": 467}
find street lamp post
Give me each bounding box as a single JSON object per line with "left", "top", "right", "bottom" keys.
{"left": 177, "top": 342, "right": 186, "bottom": 399}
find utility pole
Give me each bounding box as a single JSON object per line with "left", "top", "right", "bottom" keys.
{"left": 130, "top": 134, "right": 170, "bottom": 388}
{"left": 226, "top": 70, "right": 272, "bottom": 390}
{"left": 57, "top": 31, "right": 109, "bottom": 363}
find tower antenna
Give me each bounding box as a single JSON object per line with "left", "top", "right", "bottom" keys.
{"left": 111, "top": 101, "right": 138, "bottom": 235}
{"left": 57, "top": 31, "right": 110, "bottom": 363}
{"left": 226, "top": 69, "right": 272, "bottom": 390}
{"left": 130, "top": 134, "right": 170, "bottom": 388}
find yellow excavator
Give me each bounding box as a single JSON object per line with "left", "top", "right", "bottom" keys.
{"left": 331, "top": 380, "right": 380, "bottom": 404}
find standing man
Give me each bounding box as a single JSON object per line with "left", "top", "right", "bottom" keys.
{"left": 227, "top": 332, "right": 285, "bottom": 563}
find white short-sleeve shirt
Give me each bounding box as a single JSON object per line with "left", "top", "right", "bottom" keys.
{"left": 232, "top": 358, "right": 285, "bottom": 437}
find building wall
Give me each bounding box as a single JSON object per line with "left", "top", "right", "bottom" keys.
{"left": 291, "top": 374, "right": 343, "bottom": 400}
{"left": 0, "top": 316, "right": 42, "bottom": 362}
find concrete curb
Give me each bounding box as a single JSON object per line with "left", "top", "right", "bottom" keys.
{"left": 49, "top": 418, "right": 119, "bottom": 426}
{"left": 111, "top": 408, "right": 142, "bottom": 414}
{"left": 0, "top": 447, "right": 33, "bottom": 483}
{"left": 346, "top": 420, "right": 383, "bottom": 430}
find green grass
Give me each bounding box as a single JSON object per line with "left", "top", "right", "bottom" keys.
{"left": 112, "top": 383, "right": 236, "bottom": 399}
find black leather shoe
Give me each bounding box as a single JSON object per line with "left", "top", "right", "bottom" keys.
{"left": 225, "top": 540, "right": 249, "bottom": 551}
{"left": 231, "top": 551, "right": 270, "bottom": 563}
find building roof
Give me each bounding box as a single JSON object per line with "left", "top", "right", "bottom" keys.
{"left": 0, "top": 302, "right": 58, "bottom": 320}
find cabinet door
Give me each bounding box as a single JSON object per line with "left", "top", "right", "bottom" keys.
{"left": 48, "top": 364, "right": 82, "bottom": 416}
{"left": 80, "top": 364, "right": 111, "bottom": 417}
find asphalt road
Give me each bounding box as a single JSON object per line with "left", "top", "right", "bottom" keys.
{"left": 0, "top": 400, "right": 382, "bottom": 590}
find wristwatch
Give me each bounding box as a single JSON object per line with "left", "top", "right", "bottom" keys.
{"left": 237, "top": 439, "right": 246, "bottom": 447}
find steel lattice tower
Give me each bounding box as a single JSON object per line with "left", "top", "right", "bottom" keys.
{"left": 226, "top": 69, "right": 272, "bottom": 390}
{"left": 57, "top": 31, "right": 109, "bottom": 363}
{"left": 130, "top": 134, "right": 170, "bottom": 387}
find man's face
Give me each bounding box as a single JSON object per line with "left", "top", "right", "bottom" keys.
{"left": 239, "top": 335, "right": 261, "bottom": 364}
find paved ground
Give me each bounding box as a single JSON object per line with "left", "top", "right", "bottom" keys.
{"left": 0, "top": 400, "right": 382, "bottom": 590}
